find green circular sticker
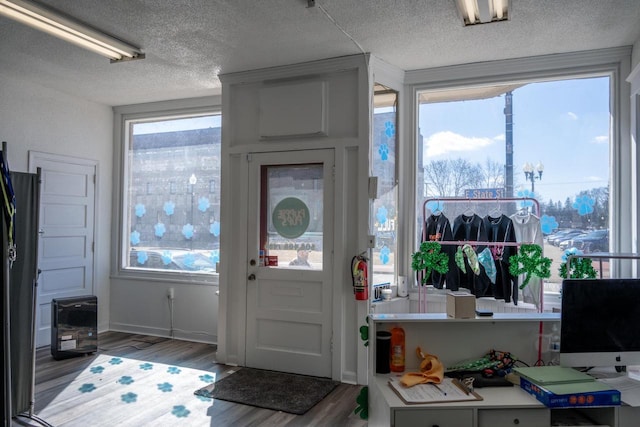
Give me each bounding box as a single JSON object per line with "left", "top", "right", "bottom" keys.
{"left": 272, "top": 197, "right": 310, "bottom": 239}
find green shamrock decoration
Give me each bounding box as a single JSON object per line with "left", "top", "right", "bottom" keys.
{"left": 354, "top": 386, "right": 368, "bottom": 420}
{"left": 411, "top": 241, "right": 449, "bottom": 285}
{"left": 559, "top": 257, "right": 597, "bottom": 279}
{"left": 508, "top": 244, "right": 551, "bottom": 289}
{"left": 359, "top": 316, "right": 369, "bottom": 347}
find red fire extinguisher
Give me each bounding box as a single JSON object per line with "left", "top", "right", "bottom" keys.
{"left": 351, "top": 253, "right": 369, "bottom": 301}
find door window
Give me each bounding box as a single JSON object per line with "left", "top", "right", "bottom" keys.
{"left": 261, "top": 164, "right": 324, "bottom": 270}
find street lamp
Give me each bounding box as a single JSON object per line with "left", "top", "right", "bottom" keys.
{"left": 188, "top": 173, "right": 197, "bottom": 236}
{"left": 522, "top": 161, "right": 544, "bottom": 193}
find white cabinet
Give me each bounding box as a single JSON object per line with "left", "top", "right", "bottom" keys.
{"left": 478, "top": 408, "right": 549, "bottom": 427}
{"left": 395, "top": 408, "right": 473, "bottom": 426}
{"left": 366, "top": 313, "right": 632, "bottom": 427}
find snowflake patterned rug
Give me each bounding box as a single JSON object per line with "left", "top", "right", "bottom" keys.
{"left": 36, "top": 354, "right": 216, "bottom": 426}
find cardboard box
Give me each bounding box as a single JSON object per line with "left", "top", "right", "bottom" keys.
{"left": 446, "top": 291, "right": 475, "bottom": 318}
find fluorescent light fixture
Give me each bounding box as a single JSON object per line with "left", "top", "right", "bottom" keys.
{"left": 0, "top": 0, "right": 144, "bottom": 62}
{"left": 455, "top": 0, "right": 509, "bottom": 26}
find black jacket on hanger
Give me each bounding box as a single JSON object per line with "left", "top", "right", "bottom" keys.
{"left": 419, "top": 213, "right": 455, "bottom": 289}
{"left": 483, "top": 214, "right": 519, "bottom": 304}
{"left": 450, "top": 213, "right": 487, "bottom": 295}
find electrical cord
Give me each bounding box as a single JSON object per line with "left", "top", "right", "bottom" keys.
{"left": 316, "top": 3, "right": 367, "bottom": 56}
{"left": 14, "top": 413, "right": 55, "bottom": 427}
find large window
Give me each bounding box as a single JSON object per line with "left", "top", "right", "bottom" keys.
{"left": 372, "top": 84, "right": 399, "bottom": 288}
{"left": 416, "top": 76, "right": 611, "bottom": 299}
{"left": 123, "top": 113, "right": 221, "bottom": 275}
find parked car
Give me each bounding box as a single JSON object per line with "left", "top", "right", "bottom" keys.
{"left": 130, "top": 248, "right": 217, "bottom": 273}
{"left": 547, "top": 229, "right": 584, "bottom": 246}
{"left": 559, "top": 233, "right": 586, "bottom": 250}
{"left": 565, "top": 229, "right": 609, "bottom": 253}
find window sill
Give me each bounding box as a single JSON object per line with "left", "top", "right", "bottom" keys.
{"left": 112, "top": 269, "right": 219, "bottom": 286}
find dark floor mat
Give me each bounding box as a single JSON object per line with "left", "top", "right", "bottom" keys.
{"left": 194, "top": 367, "right": 339, "bottom": 415}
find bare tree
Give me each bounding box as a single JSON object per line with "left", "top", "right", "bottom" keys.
{"left": 423, "top": 158, "right": 485, "bottom": 197}
{"left": 482, "top": 158, "right": 504, "bottom": 188}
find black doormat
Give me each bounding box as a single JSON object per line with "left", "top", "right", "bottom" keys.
{"left": 194, "top": 367, "right": 339, "bottom": 415}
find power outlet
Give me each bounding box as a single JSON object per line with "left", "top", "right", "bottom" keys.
{"left": 167, "top": 287, "right": 175, "bottom": 299}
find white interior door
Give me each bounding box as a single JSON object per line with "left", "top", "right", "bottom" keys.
{"left": 29, "top": 151, "right": 96, "bottom": 347}
{"left": 246, "top": 149, "right": 334, "bottom": 377}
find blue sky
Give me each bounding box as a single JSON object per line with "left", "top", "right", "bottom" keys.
{"left": 133, "top": 115, "right": 221, "bottom": 135}
{"left": 419, "top": 76, "right": 610, "bottom": 203}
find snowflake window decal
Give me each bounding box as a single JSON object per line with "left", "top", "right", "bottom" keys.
{"left": 210, "top": 221, "right": 220, "bottom": 236}
{"left": 516, "top": 189, "right": 535, "bottom": 208}
{"left": 154, "top": 222, "right": 166, "bottom": 238}
{"left": 135, "top": 203, "right": 146, "bottom": 218}
{"left": 198, "top": 197, "right": 210, "bottom": 212}
{"left": 161, "top": 251, "right": 172, "bottom": 266}
{"left": 163, "top": 201, "right": 175, "bottom": 216}
{"left": 573, "top": 195, "right": 595, "bottom": 215}
{"left": 379, "top": 246, "right": 391, "bottom": 265}
{"left": 540, "top": 215, "right": 558, "bottom": 234}
{"left": 209, "top": 250, "right": 220, "bottom": 265}
{"left": 376, "top": 206, "right": 388, "bottom": 225}
{"left": 378, "top": 143, "right": 389, "bottom": 161}
{"left": 182, "top": 224, "right": 194, "bottom": 239}
{"left": 136, "top": 251, "right": 148, "bottom": 265}
{"left": 384, "top": 121, "right": 395, "bottom": 138}
{"left": 426, "top": 200, "right": 445, "bottom": 215}
{"left": 130, "top": 230, "right": 141, "bottom": 245}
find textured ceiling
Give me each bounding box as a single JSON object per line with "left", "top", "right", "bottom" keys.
{"left": 1, "top": 0, "right": 639, "bottom": 106}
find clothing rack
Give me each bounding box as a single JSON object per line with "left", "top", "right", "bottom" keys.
{"left": 418, "top": 196, "right": 543, "bottom": 314}
{"left": 419, "top": 196, "right": 547, "bottom": 363}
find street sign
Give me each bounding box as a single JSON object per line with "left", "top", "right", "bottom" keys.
{"left": 464, "top": 188, "right": 505, "bottom": 199}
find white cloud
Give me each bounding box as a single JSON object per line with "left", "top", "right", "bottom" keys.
{"left": 567, "top": 112, "right": 578, "bottom": 120}
{"left": 425, "top": 131, "right": 495, "bottom": 157}
{"left": 584, "top": 175, "right": 602, "bottom": 182}
{"left": 493, "top": 133, "right": 505, "bottom": 142}
{"left": 592, "top": 135, "right": 608, "bottom": 144}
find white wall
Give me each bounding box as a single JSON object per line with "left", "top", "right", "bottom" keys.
{"left": 0, "top": 73, "right": 113, "bottom": 333}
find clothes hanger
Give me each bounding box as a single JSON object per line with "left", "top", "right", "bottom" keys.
{"left": 488, "top": 200, "right": 501, "bottom": 218}
{"left": 463, "top": 199, "right": 474, "bottom": 216}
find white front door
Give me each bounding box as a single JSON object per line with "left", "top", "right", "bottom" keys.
{"left": 246, "top": 149, "right": 334, "bottom": 377}
{"left": 29, "top": 151, "right": 96, "bottom": 347}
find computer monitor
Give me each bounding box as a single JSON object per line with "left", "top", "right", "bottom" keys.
{"left": 560, "top": 278, "right": 640, "bottom": 368}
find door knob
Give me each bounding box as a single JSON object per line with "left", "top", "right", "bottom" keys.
{"left": 248, "top": 273, "right": 256, "bottom": 281}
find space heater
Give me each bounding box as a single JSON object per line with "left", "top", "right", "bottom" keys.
{"left": 51, "top": 295, "right": 97, "bottom": 360}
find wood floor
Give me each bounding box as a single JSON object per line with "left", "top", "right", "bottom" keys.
{"left": 13, "top": 331, "right": 368, "bottom": 427}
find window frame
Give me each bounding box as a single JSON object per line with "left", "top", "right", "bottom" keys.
{"left": 112, "top": 97, "right": 221, "bottom": 285}
{"left": 401, "top": 47, "right": 633, "bottom": 290}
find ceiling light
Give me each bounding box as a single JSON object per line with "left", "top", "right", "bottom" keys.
{"left": 455, "top": 0, "right": 509, "bottom": 26}
{"left": 0, "top": 0, "right": 144, "bottom": 62}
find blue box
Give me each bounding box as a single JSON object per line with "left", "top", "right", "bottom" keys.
{"left": 519, "top": 376, "right": 621, "bottom": 408}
